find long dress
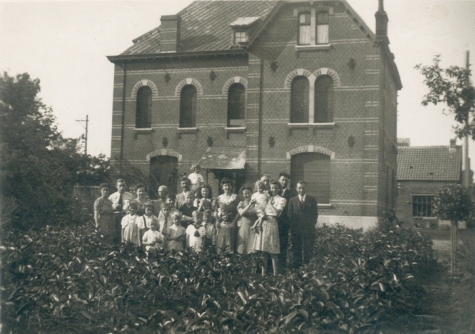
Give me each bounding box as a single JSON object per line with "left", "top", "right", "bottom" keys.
{"left": 253, "top": 195, "right": 286, "bottom": 254}
{"left": 215, "top": 194, "right": 238, "bottom": 253}
{"left": 121, "top": 214, "right": 142, "bottom": 246}
{"left": 236, "top": 200, "right": 257, "bottom": 254}
{"left": 94, "top": 197, "right": 115, "bottom": 243}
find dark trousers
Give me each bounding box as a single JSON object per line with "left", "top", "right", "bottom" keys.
{"left": 291, "top": 230, "right": 315, "bottom": 268}
{"left": 113, "top": 212, "right": 123, "bottom": 244}
{"left": 278, "top": 219, "right": 290, "bottom": 268}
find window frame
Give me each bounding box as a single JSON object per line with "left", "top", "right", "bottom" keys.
{"left": 316, "top": 11, "right": 329, "bottom": 45}
{"left": 135, "top": 86, "right": 152, "bottom": 129}
{"left": 290, "top": 76, "right": 310, "bottom": 123}
{"left": 314, "top": 75, "right": 334, "bottom": 123}
{"left": 179, "top": 84, "right": 197, "bottom": 128}
{"left": 412, "top": 195, "right": 435, "bottom": 218}
{"left": 298, "top": 12, "right": 312, "bottom": 45}
{"left": 227, "top": 83, "right": 246, "bottom": 127}
{"left": 234, "top": 31, "right": 248, "bottom": 44}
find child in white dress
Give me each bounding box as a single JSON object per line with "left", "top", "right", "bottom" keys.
{"left": 142, "top": 220, "right": 162, "bottom": 251}
{"left": 165, "top": 211, "right": 186, "bottom": 251}
{"left": 121, "top": 202, "right": 141, "bottom": 246}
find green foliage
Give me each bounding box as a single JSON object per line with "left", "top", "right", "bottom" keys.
{"left": 1, "top": 223, "right": 441, "bottom": 333}
{"left": 0, "top": 72, "right": 110, "bottom": 228}
{"left": 416, "top": 55, "right": 475, "bottom": 139}
{"left": 432, "top": 185, "right": 473, "bottom": 223}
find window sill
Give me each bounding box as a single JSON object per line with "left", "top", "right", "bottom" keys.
{"left": 413, "top": 217, "right": 437, "bottom": 220}
{"left": 318, "top": 203, "right": 332, "bottom": 208}
{"left": 134, "top": 128, "right": 153, "bottom": 133}
{"left": 287, "top": 122, "right": 335, "bottom": 129}
{"left": 295, "top": 44, "right": 331, "bottom": 51}
{"left": 177, "top": 127, "right": 198, "bottom": 134}
{"left": 225, "top": 126, "right": 246, "bottom": 133}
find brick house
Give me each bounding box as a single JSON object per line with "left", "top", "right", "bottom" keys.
{"left": 107, "top": 0, "right": 402, "bottom": 229}
{"left": 396, "top": 139, "right": 462, "bottom": 228}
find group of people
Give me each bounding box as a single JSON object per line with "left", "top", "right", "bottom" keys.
{"left": 94, "top": 166, "right": 318, "bottom": 276}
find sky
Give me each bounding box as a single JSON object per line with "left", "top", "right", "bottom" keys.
{"left": 1, "top": 0, "right": 474, "bottom": 164}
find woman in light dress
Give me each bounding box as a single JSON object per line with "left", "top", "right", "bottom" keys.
{"left": 252, "top": 181, "right": 286, "bottom": 276}
{"left": 94, "top": 183, "right": 115, "bottom": 243}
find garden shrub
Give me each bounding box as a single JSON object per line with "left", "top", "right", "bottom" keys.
{"left": 1, "top": 223, "right": 440, "bottom": 333}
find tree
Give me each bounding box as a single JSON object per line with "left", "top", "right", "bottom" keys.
{"left": 416, "top": 55, "right": 475, "bottom": 139}
{"left": 433, "top": 185, "right": 473, "bottom": 276}
{"left": 0, "top": 72, "right": 110, "bottom": 228}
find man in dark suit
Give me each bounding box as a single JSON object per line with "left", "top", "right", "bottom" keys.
{"left": 287, "top": 180, "right": 318, "bottom": 268}
{"left": 278, "top": 172, "right": 293, "bottom": 270}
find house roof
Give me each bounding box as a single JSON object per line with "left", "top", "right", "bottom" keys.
{"left": 121, "top": 1, "right": 279, "bottom": 55}
{"left": 397, "top": 146, "right": 462, "bottom": 181}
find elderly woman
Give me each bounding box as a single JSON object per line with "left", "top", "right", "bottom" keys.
{"left": 94, "top": 183, "right": 115, "bottom": 243}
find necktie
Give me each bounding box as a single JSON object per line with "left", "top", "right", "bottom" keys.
{"left": 118, "top": 193, "right": 123, "bottom": 206}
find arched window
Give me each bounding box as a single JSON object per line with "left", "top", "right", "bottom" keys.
{"left": 136, "top": 86, "right": 152, "bottom": 128}
{"left": 291, "top": 152, "right": 331, "bottom": 204}
{"left": 314, "top": 75, "right": 333, "bottom": 123}
{"left": 179, "top": 85, "right": 197, "bottom": 128}
{"left": 227, "top": 83, "right": 245, "bottom": 127}
{"left": 290, "top": 76, "right": 309, "bottom": 123}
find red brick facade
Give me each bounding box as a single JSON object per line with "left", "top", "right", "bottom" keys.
{"left": 108, "top": 0, "right": 401, "bottom": 229}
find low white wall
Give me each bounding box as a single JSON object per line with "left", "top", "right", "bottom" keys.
{"left": 317, "top": 215, "right": 378, "bottom": 232}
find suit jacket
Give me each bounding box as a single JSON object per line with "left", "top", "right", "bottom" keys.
{"left": 279, "top": 188, "right": 294, "bottom": 221}
{"left": 287, "top": 195, "right": 318, "bottom": 235}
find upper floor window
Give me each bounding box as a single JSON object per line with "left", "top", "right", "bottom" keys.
{"left": 234, "top": 31, "right": 248, "bottom": 44}
{"left": 412, "top": 195, "right": 434, "bottom": 218}
{"left": 314, "top": 75, "right": 333, "bottom": 122}
{"left": 298, "top": 13, "right": 311, "bottom": 45}
{"left": 316, "top": 12, "right": 329, "bottom": 44}
{"left": 179, "top": 85, "right": 196, "bottom": 128}
{"left": 290, "top": 76, "right": 309, "bottom": 123}
{"left": 136, "top": 86, "right": 152, "bottom": 128}
{"left": 227, "top": 83, "right": 245, "bottom": 127}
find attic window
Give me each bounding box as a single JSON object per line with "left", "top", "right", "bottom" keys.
{"left": 234, "top": 31, "right": 248, "bottom": 44}
{"left": 295, "top": 8, "right": 332, "bottom": 51}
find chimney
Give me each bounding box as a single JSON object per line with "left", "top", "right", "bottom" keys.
{"left": 450, "top": 138, "right": 456, "bottom": 149}
{"left": 160, "top": 15, "right": 181, "bottom": 52}
{"left": 375, "top": 0, "right": 389, "bottom": 45}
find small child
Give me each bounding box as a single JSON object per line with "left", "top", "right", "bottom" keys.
{"left": 142, "top": 220, "right": 162, "bottom": 251}
{"left": 202, "top": 209, "right": 216, "bottom": 248}
{"left": 215, "top": 203, "right": 234, "bottom": 254}
{"left": 121, "top": 202, "right": 142, "bottom": 246}
{"left": 188, "top": 164, "right": 204, "bottom": 191}
{"left": 179, "top": 191, "right": 197, "bottom": 228}
{"left": 186, "top": 211, "right": 206, "bottom": 252}
{"left": 251, "top": 180, "right": 268, "bottom": 233}
{"left": 165, "top": 211, "right": 186, "bottom": 251}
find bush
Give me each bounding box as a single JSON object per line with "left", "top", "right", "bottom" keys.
{"left": 1, "top": 223, "right": 440, "bottom": 333}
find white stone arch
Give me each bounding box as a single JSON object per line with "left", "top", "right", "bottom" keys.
{"left": 313, "top": 68, "right": 341, "bottom": 87}
{"left": 284, "top": 69, "right": 316, "bottom": 89}
{"left": 222, "top": 76, "right": 248, "bottom": 96}
{"left": 131, "top": 79, "right": 158, "bottom": 98}
{"left": 286, "top": 145, "right": 335, "bottom": 160}
{"left": 146, "top": 149, "right": 183, "bottom": 162}
{"left": 175, "top": 78, "right": 204, "bottom": 97}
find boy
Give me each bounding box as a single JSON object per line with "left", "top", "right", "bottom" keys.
{"left": 164, "top": 211, "right": 186, "bottom": 251}
{"left": 186, "top": 211, "right": 206, "bottom": 252}
{"left": 142, "top": 220, "right": 162, "bottom": 251}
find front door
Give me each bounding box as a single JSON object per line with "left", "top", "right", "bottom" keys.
{"left": 150, "top": 156, "right": 178, "bottom": 197}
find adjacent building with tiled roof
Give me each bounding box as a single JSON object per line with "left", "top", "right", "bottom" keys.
{"left": 107, "top": 0, "right": 402, "bottom": 230}
{"left": 396, "top": 139, "right": 462, "bottom": 227}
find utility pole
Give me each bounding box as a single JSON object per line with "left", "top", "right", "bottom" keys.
{"left": 76, "top": 115, "right": 89, "bottom": 155}
{"left": 463, "top": 51, "right": 470, "bottom": 188}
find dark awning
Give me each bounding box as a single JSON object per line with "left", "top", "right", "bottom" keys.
{"left": 198, "top": 147, "right": 246, "bottom": 170}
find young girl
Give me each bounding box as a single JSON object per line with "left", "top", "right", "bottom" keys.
{"left": 253, "top": 181, "right": 286, "bottom": 276}
{"left": 194, "top": 185, "right": 215, "bottom": 212}
{"left": 138, "top": 203, "right": 158, "bottom": 241}
{"left": 236, "top": 185, "right": 257, "bottom": 254}
{"left": 121, "top": 202, "right": 142, "bottom": 246}
{"left": 165, "top": 211, "right": 186, "bottom": 251}
{"left": 215, "top": 203, "right": 235, "bottom": 254}
{"left": 142, "top": 220, "right": 162, "bottom": 251}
